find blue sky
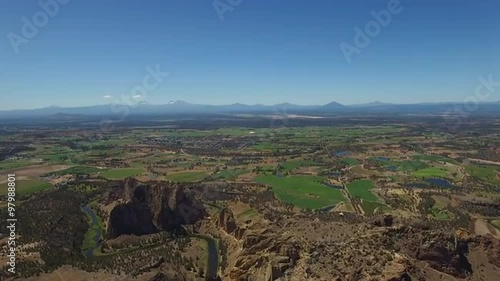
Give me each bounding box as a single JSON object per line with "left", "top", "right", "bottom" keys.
{"left": 0, "top": 0, "right": 498, "bottom": 110}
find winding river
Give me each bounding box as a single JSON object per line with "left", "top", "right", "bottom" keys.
{"left": 81, "top": 206, "right": 220, "bottom": 278}
{"left": 81, "top": 205, "right": 102, "bottom": 258}
{"left": 190, "top": 234, "right": 219, "bottom": 279}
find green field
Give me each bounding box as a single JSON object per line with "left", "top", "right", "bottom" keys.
{"left": 412, "top": 167, "right": 450, "bottom": 178}
{"left": 342, "top": 158, "right": 359, "bottom": 166}
{"left": 361, "top": 200, "right": 389, "bottom": 215}
{"left": 0, "top": 160, "right": 33, "bottom": 170}
{"left": 466, "top": 165, "right": 500, "bottom": 185}
{"left": 428, "top": 205, "right": 451, "bottom": 220}
{"left": 490, "top": 220, "right": 500, "bottom": 230}
{"left": 254, "top": 175, "right": 346, "bottom": 209}
{"left": 412, "top": 154, "right": 457, "bottom": 164}
{"left": 281, "top": 160, "right": 317, "bottom": 170}
{"left": 251, "top": 142, "right": 283, "bottom": 150}
{"left": 166, "top": 171, "right": 209, "bottom": 182}
{"left": 211, "top": 169, "right": 248, "bottom": 180}
{"left": 397, "top": 160, "right": 429, "bottom": 171}
{"left": 346, "top": 180, "right": 379, "bottom": 202}
{"left": 50, "top": 166, "right": 103, "bottom": 176}
{"left": 0, "top": 180, "right": 52, "bottom": 196}
{"left": 101, "top": 168, "right": 145, "bottom": 179}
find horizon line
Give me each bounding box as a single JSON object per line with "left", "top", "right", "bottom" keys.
{"left": 2, "top": 99, "right": 500, "bottom": 112}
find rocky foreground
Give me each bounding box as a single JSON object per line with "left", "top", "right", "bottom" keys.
{"left": 16, "top": 179, "right": 500, "bottom": 281}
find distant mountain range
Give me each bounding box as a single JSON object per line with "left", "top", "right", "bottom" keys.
{"left": 1, "top": 100, "right": 499, "bottom": 119}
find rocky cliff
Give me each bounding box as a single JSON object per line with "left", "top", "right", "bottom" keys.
{"left": 107, "top": 178, "right": 207, "bottom": 238}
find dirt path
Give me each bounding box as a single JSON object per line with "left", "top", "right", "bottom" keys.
{"left": 341, "top": 183, "right": 364, "bottom": 215}
{"left": 0, "top": 164, "right": 71, "bottom": 178}
{"left": 468, "top": 158, "right": 500, "bottom": 166}
{"left": 472, "top": 218, "right": 500, "bottom": 238}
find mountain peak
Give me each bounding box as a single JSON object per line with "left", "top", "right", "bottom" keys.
{"left": 322, "top": 101, "right": 345, "bottom": 108}
{"left": 168, "top": 100, "right": 189, "bottom": 105}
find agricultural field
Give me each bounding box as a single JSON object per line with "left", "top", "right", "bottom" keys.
{"left": 466, "top": 165, "right": 500, "bottom": 185}
{"left": 346, "top": 180, "right": 378, "bottom": 202}
{"left": 412, "top": 167, "right": 451, "bottom": 178}
{"left": 2, "top": 117, "right": 500, "bottom": 280}
{"left": 397, "top": 160, "right": 429, "bottom": 171}
{"left": 342, "top": 158, "right": 359, "bottom": 166}
{"left": 166, "top": 171, "right": 209, "bottom": 182}
{"left": 49, "top": 166, "right": 104, "bottom": 176}
{"left": 0, "top": 179, "right": 52, "bottom": 196}
{"left": 361, "top": 201, "right": 389, "bottom": 216}
{"left": 254, "top": 175, "right": 346, "bottom": 209}
{"left": 101, "top": 168, "right": 145, "bottom": 180}
{"left": 210, "top": 169, "right": 248, "bottom": 180}
{"left": 281, "top": 160, "right": 318, "bottom": 171}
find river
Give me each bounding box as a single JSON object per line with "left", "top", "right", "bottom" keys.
{"left": 190, "top": 234, "right": 219, "bottom": 279}
{"left": 81, "top": 205, "right": 102, "bottom": 258}
{"left": 81, "top": 205, "right": 219, "bottom": 278}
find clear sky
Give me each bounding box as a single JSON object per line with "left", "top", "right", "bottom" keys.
{"left": 0, "top": 0, "right": 499, "bottom": 110}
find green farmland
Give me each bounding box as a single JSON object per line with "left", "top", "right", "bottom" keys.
{"left": 0, "top": 180, "right": 52, "bottom": 196}
{"left": 49, "top": 166, "right": 103, "bottom": 176}
{"left": 412, "top": 167, "right": 450, "bottom": 178}
{"left": 346, "top": 180, "right": 378, "bottom": 202}
{"left": 361, "top": 201, "right": 389, "bottom": 216}
{"left": 397, "top": 160, "right": 429, "bottom": 171}
{"left": 166, "top": 171, "right": 209, "bottom": 182}
{"left": 254, "top": 175, "right": 346, "bottom": 209}
{"left": 342, "top": 158, "right": 359, "bottom": 166}
{"left": 281, "top": 160, "right": 318, "bottom": 171}
{"left": 211, "top": 169, "right": 248, "bottom": 180}
{"left": 466, "top": 165, "right": 500, "bottom": 185}
{"left": 101, "top": 168, "right": 145, "bottom": 180}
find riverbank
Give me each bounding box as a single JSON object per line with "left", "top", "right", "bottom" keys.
{"left": 81, "top": 205, "right": 103, "bottom": 258}
{"left": 190, "top": 234, "right": 220, "bottom": 279}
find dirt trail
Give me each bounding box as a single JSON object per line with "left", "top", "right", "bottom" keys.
{"left": 468, "top": 158, "right": 500, "bottom": 166}
{"left": 0, "top": 164, "right": 71, "bottom": 177}
{"left": 341, "top": 183, "right": 364, "bottom": 215}
{"left": 472, "top": 218, "right": 500, "bottom": 238}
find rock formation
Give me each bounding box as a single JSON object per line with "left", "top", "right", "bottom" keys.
{"left": 108, "top": 178, "right": 207, "bottom": 238}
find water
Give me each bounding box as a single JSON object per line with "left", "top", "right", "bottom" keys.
{"left": 322, "top": 182, "right": 344, "bottom": 189}
{"left": 426, "top": 178, "right": 452, "bottom": 188}
{"left": 319, "top": 205, "right": 337, "bottom": 212}
{"left": 375, "top": 157, "right": 390, "bottom": 162}
{"left": 405, "top": 182, "right": 429, "bottom": 188}
{"left": 332, "top": 151, "right": 348, "bottom": 157}
{"left": 191, "top": 234, "right": 219, "bottom": 279}
{"left": 81, "top": 205, "right": 102, "bottom": 258}
{"left": 386, "top": 165, "right": 397, "bottom": 171}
